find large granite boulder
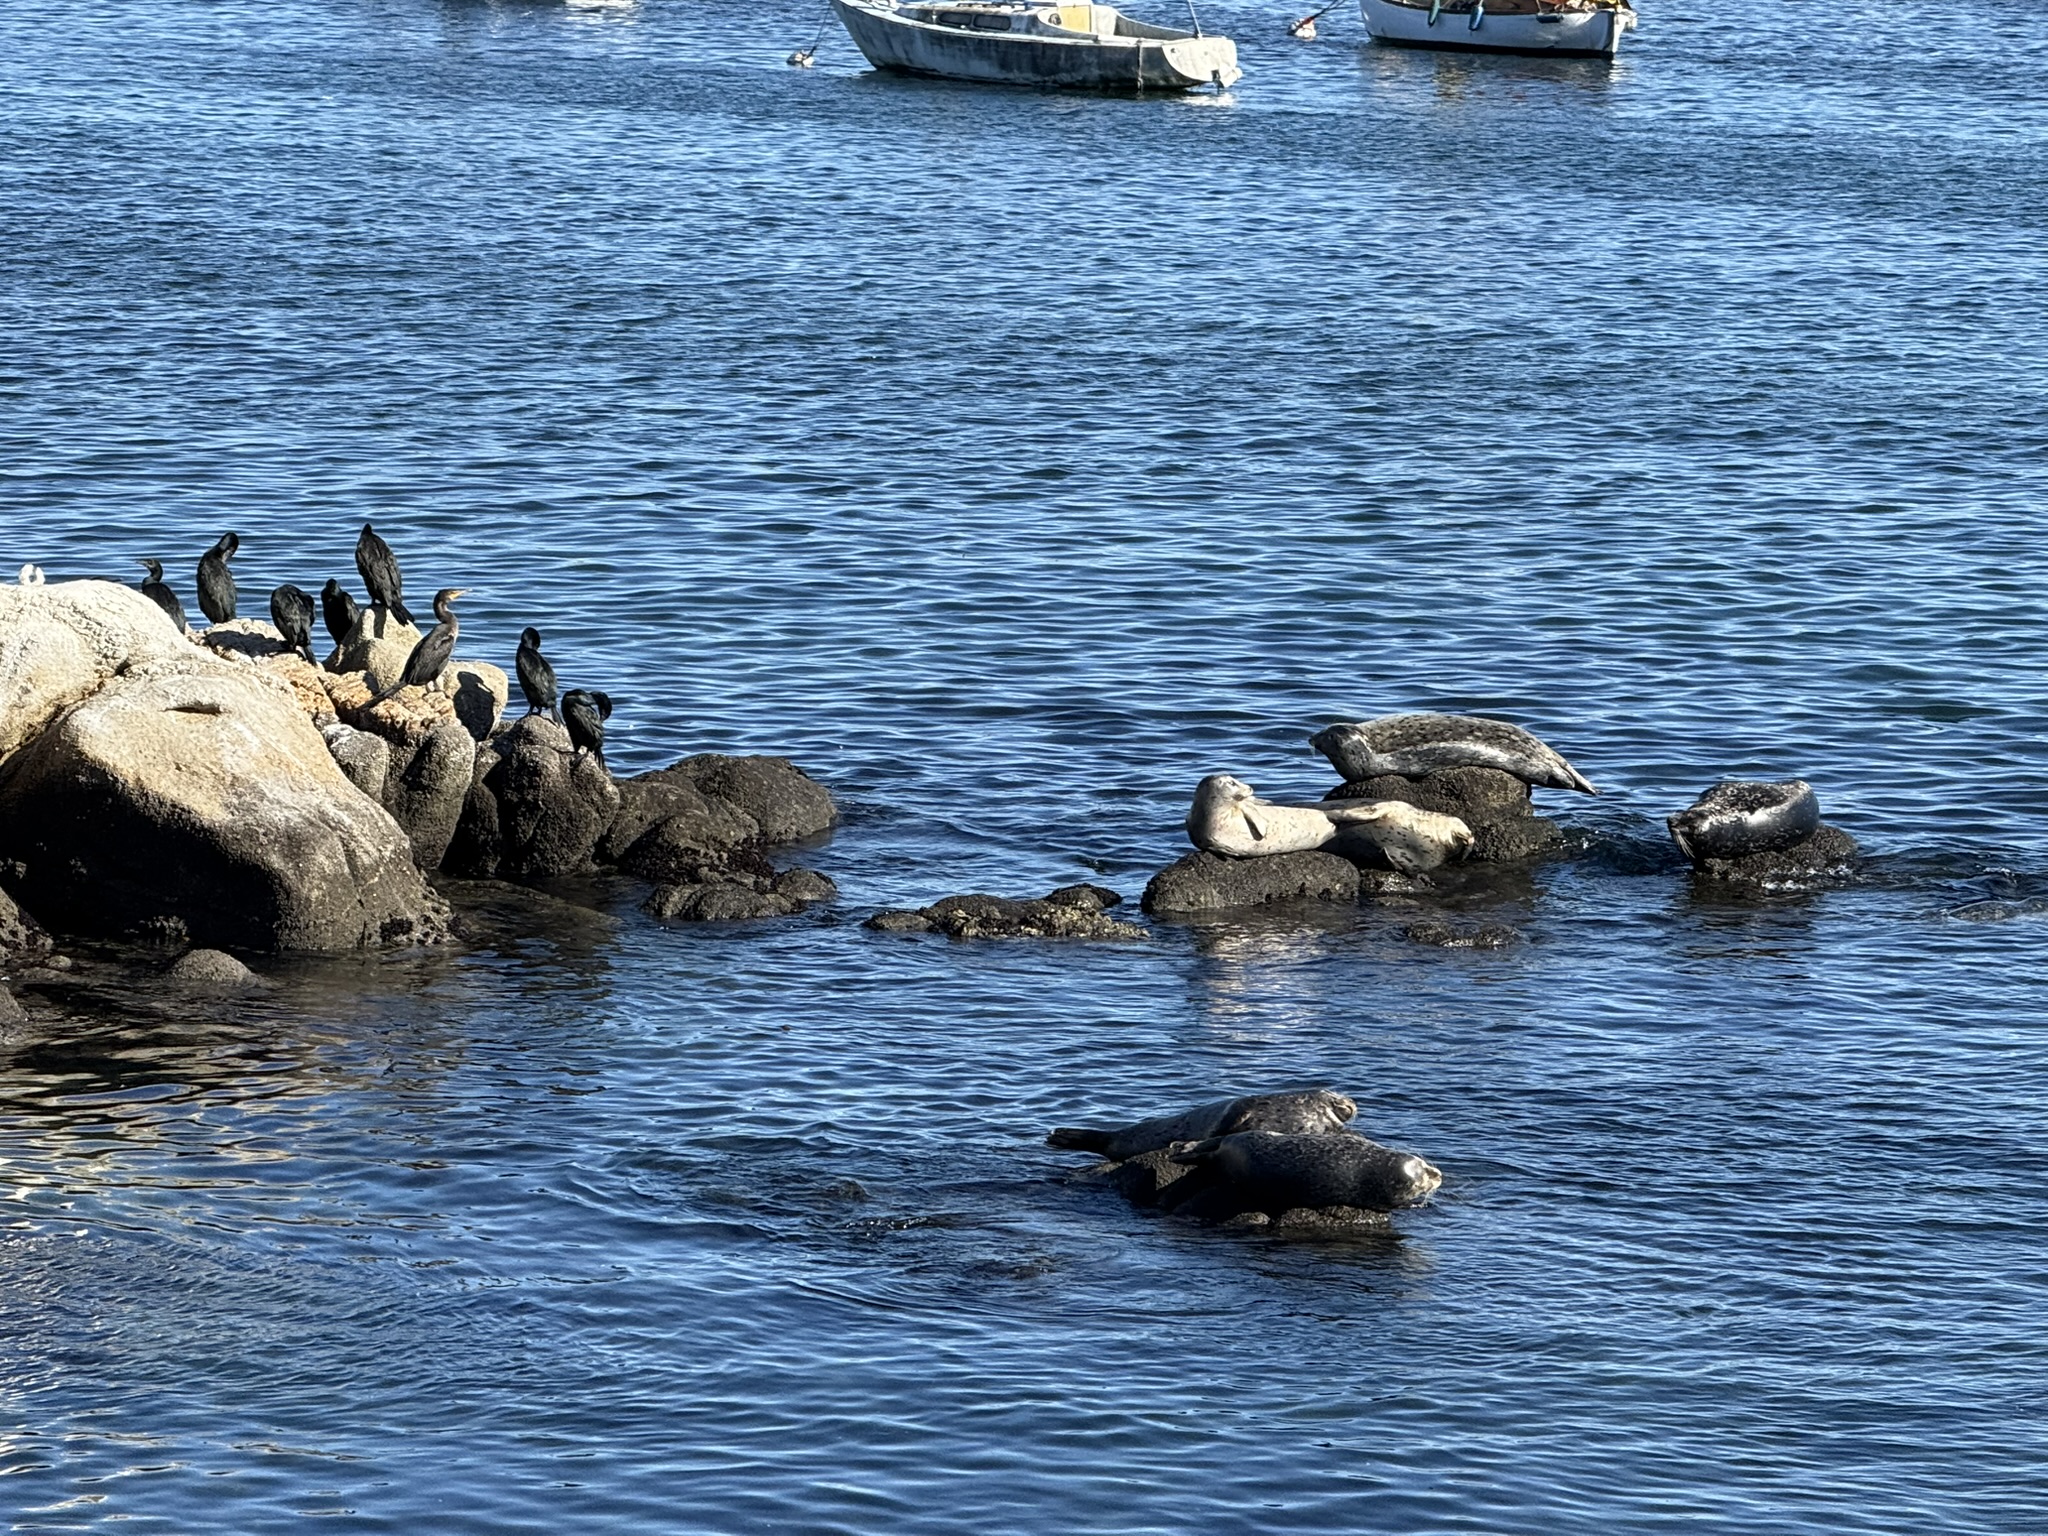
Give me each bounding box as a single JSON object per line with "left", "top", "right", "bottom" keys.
{"left": 445, "top": 714, "right": 620, "bottom": 880}
{"left": 0, "top": 663, "right": 449, "bottom": 951}
{"left": 382, "top": 719, "right": 477, "bottom": 869}
{"left": 326, "top": 608, "right": 421, "bottom": 691}
{"left": 200, "top": 618, "right": 336, "bottom": 724}
{"left": 602, "top": 775, "right": 762, "bottom": 881}
{"left": 0, "top": 579, "right": 198, "bottom": 763}
{"left": 1142, "top": 850, "right": 1361, "bottom": 914}
{"left": 445, "top": 660, "right": 507, "bottom": 742}
{"left": 641, "top": 755, "right": 837, "bottom": 845}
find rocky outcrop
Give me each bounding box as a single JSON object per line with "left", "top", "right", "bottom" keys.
{"left": 1324, "top": 767, "right": 1563, "bottom": 867}
{"left": 0, "top": 984, "right": 21, "bottom": 1025}
{"left": 445, "top": 715, "right": 621, "bottom": 880}
{"left": 0, "top": 579, "right": 200, "bottom": 763}
{"left": 200, "top": 619, "right": 336, "bottom": 724}
{"left": 0, "top": 662, "right": 450, "bottom": 952}
{"left": 382, "top": 719, "right": 477, "bottom": 869}
{"left": 1688, "top": 824, "right": 1858, "bottom": 887}
{"left": 868, "top": 885, "right": 1141, "bottom": 940}
{"left": 644, "top": 866, "right": 838, "bottom": 923}
{"left": 326, "top": 608, "right": 421, "bottom": 690}
{"left": 445, "top": 660, "right": 507, "bottom": 742}
{"left": 1142, "top": 850, "right": 1360, "bottom": 914}
{"left": 0, "top": 886, "right": 53, "bottom": 960}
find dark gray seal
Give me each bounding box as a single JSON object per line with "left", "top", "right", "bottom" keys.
{"left": 1311, "top": 714, "right": 1596, "bottom": 794}
{"left": 1158, "top": 1131, "right": 1442, "bottom": 1222}
{"left": 1668, "top": 779, "right": 1820, "bottom": 861}
{"left": 1046, "top": 1089, "right": 1356, "bottom": 1162}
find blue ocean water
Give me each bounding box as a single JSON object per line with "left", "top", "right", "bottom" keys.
{"left": 4, "top": 0, "right": 2048, "bottom": 1529}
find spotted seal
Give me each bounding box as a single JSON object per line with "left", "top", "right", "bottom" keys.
{"left": 1187, "top": 774, "right": 1341, "bottom": 856}
{"left": 1311, "top": 714, "right": 1597, "bottom": 794}
{"left": 1324, "top": 800, "right": 1473, "bottom": 873}
{"left": 1047, "top": 1089, "right": 1357, "bottom": 1161}
{"left": 1668, "top": 779, "right": 1820, "bottom": 861}
{"left": 1158, "top": 1131, "right": 1442, "bottom": 1222}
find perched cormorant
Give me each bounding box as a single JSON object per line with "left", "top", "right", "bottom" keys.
{"left": 138, "top": 559, "right": 188, "bottom": 632}
{"left": 562, "top": 688, "right": 612, "bottom": 761}
{"left": 355, "top": 522, "right": 413, "bottom": 627}
{"left": 270, "top": 584, "right": 319, "bottom": 666}
{"left": 196, "top": 533, "right": 239, "bottom": 624}
{"left": 515, "top": 627, "right": 558, "bottom": 719}
{"left": 321, "top": 579, "right": 361, "bottom": 648}
{"left": 368, "top": 588, "right": 466, "bottom": 704}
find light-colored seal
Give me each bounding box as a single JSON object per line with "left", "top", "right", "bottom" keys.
{"left": 1668, "top": 779, "right": 1820, "bottom": 861}
{"left": 1311, "top": 714, "right": 1597, "bottom": 794}
{"left": 1159, "top": 1130, "right": 1442, "bottom": 1221}
{"left": 1187, "top": 774, "right": 1342, "bottom": 856}
{"left": 1047, "top": 1089, "right": 1357, "bottom": 1162}
{"left": 1327, "top": 800, "right": 1473, "bottom": 873}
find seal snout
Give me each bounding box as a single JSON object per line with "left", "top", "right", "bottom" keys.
{"left": 1398, "top": 1155, "right": 1443, "bottom": 1204}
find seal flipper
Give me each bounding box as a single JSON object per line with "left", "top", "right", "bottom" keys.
{"left": 1241, "top": 802, "right": 1270, "bottom": 841}
{"left": 1047, "top": 1127, "right": 1115, "bottom": 1154}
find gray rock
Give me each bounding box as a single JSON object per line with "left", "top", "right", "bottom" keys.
{"left": 1691, "top": 823, "right": 1859, "bottom": 887}
{"left": 599, "top": 776, "right": 754, "bottom": 866}
{"left": 1402, "top": 920, "right": 1517, "bottom": 949}
{"left": 381, "top": 719, "right": 476, "bottom": 870}
{"left": 644, "top": 880, "right": 800, "bottom": 922}
{"left": 326, "top": 608, "right": 422, "bottom": 692}
{"left": 166, "top": 947, "right": 260, "bottom": 989}
{"left": 0, "top": 663, "right": 451, "bottom": 952}
{"left": 1325, "top": 766, "right": 1533, "bottom": 825}
{"left": 444, "top": 714, "right": 621, "bottom": 881}
{"left": 1141, "top": 850, "right": 1360, "bottom": 915}
{"left": 0, "top": 885, "right": 53, "bottom": 958}
{"left": 770, "top": 868, "right": 838, "bottom": 905}
{"left": 1268, "top": 1206, "right": 1393, "bottom": 1234}
{"left": 1044, "top": 883, "right": 1123, "bottom": 911}
{"left": 0, "top": 984, "right": 20, "bottom": 1024}
{"left": 864, "top": 908, "right": 931, "bottom": 933}
{"left": 1107, "top": 1148, "right": 1195, "bottom": 1207}
{"left": 654, "top": 754, "right": 837, "bottom": 844}
{"left": 322, "top": 722, "right": 392, "bottom": 802}
{"left": 0, "top": 578, "right": 204, "bottom": 764}
{"left": 866, "top": 891, "right": 1145, "bottom": 941}
{"left": 617, "top": 800, "right": 764, "bottom": 884}
{"left": 443, "top": 659, "right": 507, "bottom": 742}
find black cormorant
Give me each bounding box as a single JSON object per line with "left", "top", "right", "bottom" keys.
{"left": 270, "top": 584, "right": 319, "bottom": 666}
{"left": 355, "top": 522, "right": 414, "bottom": 627}
{"left": 196, "top": 533, "right": 239, "bottom": 624}
{"left": 368, "top": 588, "right": 466, "bottom": 704}
{"left": 321, "top": 579, "right": 360, "bottom": 648}
{"left": 515, "top": 627, "right": 558, "bottom": 719}
{"left": 137, "top": 559, "right": 187, "bottom": 632}
{"left": 562, "top": 689, "right": 611, "bottom": 761}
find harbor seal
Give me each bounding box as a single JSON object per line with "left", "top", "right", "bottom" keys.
{"left": 1323, "top": 800, "right": 1472, "bottom": 873}
{"left": 1187, "top": 774, "right": 1342, "bottom": 856}
{"left": 1668, "top": 779, "right": 1820, "bottom": 861}
{"left": 1311, "top": 714, "right": 1597, "bottom": 795}
{"left": 1159, "top": 1130, "right": 1442, "bottom": 1221}
{"left": 1047, "top": 1089, "right": 1357, "bottom": 1162}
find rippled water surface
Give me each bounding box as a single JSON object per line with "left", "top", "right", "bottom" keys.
{"left": 5, "top": 0, "right": 2048, "bottom": 1529}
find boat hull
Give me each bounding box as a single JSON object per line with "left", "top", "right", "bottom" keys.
{"left": 1358, "top": 0, "right": 1630, "bottom": 57}
{"left": 831, "top": 0, "right": 1240, "bottom": 90}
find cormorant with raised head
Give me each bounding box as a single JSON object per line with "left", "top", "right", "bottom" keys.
{"left": 138, "top": 560, "right": 187, "bottom": 632}
{"left": 196, "top": 533, "right": 238, "bottom": 624}
{"left": 355, "top": 523, "right": 414, "bottom": 627}
{"left": 515, "top": 627, "right": 558, "bottom": 719}
{"left": 270, "top": 584, "right": 319, "bottom": 666}
{"left": 321, "top": 579, "right": 360, "bottom": 648}
{"left": 368, "top": 588, "right": 466, "bottom": 705}
{"left": 562, "top": 689, "right": 612, "bottom": 761}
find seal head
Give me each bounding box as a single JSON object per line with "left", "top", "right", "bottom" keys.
{"left": 1668, "top": 779, "right": 1820, "bottom": 862}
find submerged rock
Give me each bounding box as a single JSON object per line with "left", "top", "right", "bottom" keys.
{"left": 642, "top": 863, "right": 836, "bottom": 923}
{"left": 1401, "top": 919, "right": 1516, "bottom": 949}
{"left": 166, "top": 947, "right": 263, "bottom": 990}
{"left": 0, "top": 664, "right": 450, "bottom": 951}
{"left": 866, "top": 888, "right": 1144, "bottom": 940}
{"left": 1141, "top": 850, "right": 1359, "bottom": 914}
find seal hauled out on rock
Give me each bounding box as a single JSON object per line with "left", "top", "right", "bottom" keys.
{"left": 1325, "top": 800, "right": 1473, "bottom": 873}
{"left": 1048, "top": 1089, "right": 1358, "bottom": 1162}
{"left": 1159, "top": 1131, "right": 1442, "bottom": 1222}
{"left": 1668, "top": 779, "right": 1820, "bottom": 861}
{"left": 1311, "top": 714, "right": 1597, "bottom": 795}
{"left": 1188, "top": 775, "right": 1470, "bottom": 866}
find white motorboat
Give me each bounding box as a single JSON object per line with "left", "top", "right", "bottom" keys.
{"left": 1359, "top": 0, "right": 1635, "bottom": 57}
{"left": 830, "top": 0, "right": 1242, "bottom": 90}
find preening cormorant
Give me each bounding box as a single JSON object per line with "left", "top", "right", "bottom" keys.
{"left": 321, "top": 579, "right": 360, "bottom": 647}
{"left": 355, "top": 522, "right": 414, "bottom": 627}
{"left": 196, "top": 533, "right": 239, "bottom": 624}
{"left": 270, "top": 584, "right": 319, "bottom": 666}
{"left": 515, "top": 627, "right": 558, "bottom": 719}
{"left": 138, "top": 559, "right": 188, "bottom": 632}
{"left": 562, "top": 688, "right": 612, "bottom": 761}
{"left": 368, "top": 588, "right": 466, "bottom": 705}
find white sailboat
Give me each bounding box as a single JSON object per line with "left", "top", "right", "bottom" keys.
{"left": 1359, "top": 0, "right": 1635, "bottom": 58}
{"left": 831, "top": 0, "right": 1242, "bottom": 90}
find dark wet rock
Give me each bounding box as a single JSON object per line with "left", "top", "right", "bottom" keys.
{"left": 1255, "top": 1206, "right": 1394, "bottom": 1234}
{"left": 1141, "top": 850, "right": 1359, "bottom": 914}
{"left": 380, "top": 719, "right": 476, "bottom": 870}
{"left": 0, "top": 664, "right": 451, "bottom": 952}
{"left": 1402, "top": 919, "right": 1517, "bottom": 949}
{"left": 1107, "top": 1149, "right": 1195, "bottom": 1206}
{"left": 615, "top": 800, "right": 764, "bottom": 884}
{"left": 1044, "top": 883, "right": 1123, "bottom": 911}
{"left": 770, "top": 868, "right": 838, "bottom": 905}
{"left": 1465, "top": 815, "right": 1566, "bottom": 863}
{"left": 644, "top": 879, "right": 800, "bottom": 922}
{"left": 445, "top": 715, "right": 620, "bottom": 881}
{"left": 1325, "top": 766, "right": 1532, "bottom": 825}
{"left": 1690, "top": 823, "right": 1859, "bottom": 887}
{"left": 866, "top": 890, "right": 1145, "bottom": 940}
{"left": 166, "top": 947, "right": 262, "bottom": 990}
{"left": 0, "top": 886, "right": 53, "bottom": 958}
{"left": 0, "top": 984, "right": 21, "bottom": 1024}
{"left": 657, "top": 754, "right": 837, "bottom": 844}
